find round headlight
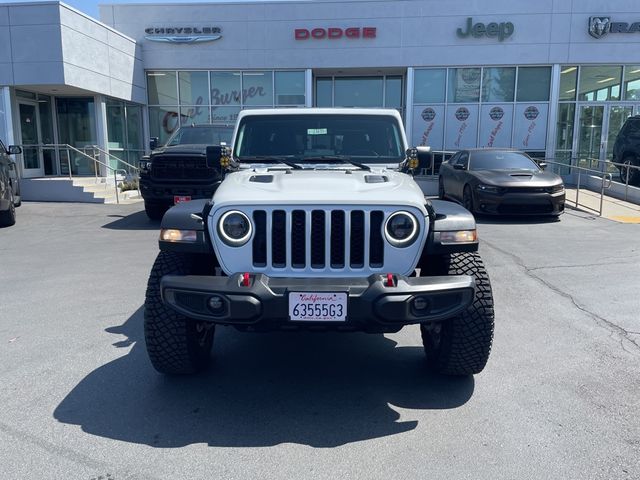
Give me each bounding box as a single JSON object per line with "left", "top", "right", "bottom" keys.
{"left": 384, "top": 211, "right": 419, "bottom": 247}
{"left": 218, "top": 210, "right": 252, "bottom": 246}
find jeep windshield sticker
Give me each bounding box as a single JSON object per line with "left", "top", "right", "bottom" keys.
{"left": 307, "top": 128, "right": 328, "bottom": 135}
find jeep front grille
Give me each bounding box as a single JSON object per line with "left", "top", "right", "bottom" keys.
{"left": 251, "top": 208, "right": 385, "bottom": 270}
{"left": 151, "top": 155, "right": 218, "bottom": 181}
{"left": 211, "top": 205, "right": 426, "bottom": 278}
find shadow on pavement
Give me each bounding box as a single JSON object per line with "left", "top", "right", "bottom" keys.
{"left": 101, "top": 211, "right": 160, "bottom": 230}
{"left": 54, "top": 308, "right": 475, "bottom": 448}
{"left": 475, "top": 213, "right": 561, "bottom": 225}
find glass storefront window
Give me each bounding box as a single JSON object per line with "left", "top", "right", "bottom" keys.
{"left": 180, "top": 105, "right": 210, "bottom": 126}
{"left": 556, "top": 103, "right": 575, "bottom": 151}
{"left": 275, "top": 71, "right": 305, "bottom": 106}
{"left": 210, "top": 71, "right": 241, "bottom": 106}
{"left": 211, "top": 106, "right": 240, "bottom": 125}
{"left": 516, "top": 66, "right": 551, "bottom": 101}
{"left": 448, "top": 68, "right": 481, "bottom": 103}
{"left": 315, "top": 78, "right": 332, "bottom": 107}
{"left": 385, "top": 76, "right": 403, "bottom": 109}
{"left": 107, "top": 102, "right": 125, "bottom": 149}
{"left": 242, "top": 71, "right": 273, "bottom": 106}
{"left": 578, "top": 66, "right": 622, "bottom": 102}
{"left": 559, "top": 66, "right": 577, "bottom": 101}
{"left": 334, "top": 77, "right": 384, "bottom": 107}
{"left": 149, "top": 106, "right": 180, "bottom": 144}
{"left": 624, "top": 65, "right": 640, "bottom": 100}
{"left": 481, "top": 67, "right": 515, "bottom": 102}
{"left": 179, "top": 71, "right": 209, "bottom": 106}
{"left": 38, "top": 95, "right": 55, "bottom": 144}
{"left": 56, "top": 97, "right": 97, "bottom": 175}
{"left": 414, "top": 69, "right": 446, "bottom": 103}
{"left": 125, "top": 104, "right": 142, "bottom": 151}
{"left": 147, "top": 71, "right": 178, "bottom": 105}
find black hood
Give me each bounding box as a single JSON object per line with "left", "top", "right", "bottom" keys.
{"left": 151, "top": 144, "right": 208, "bottom": 156}
{"left": 473, "top": 169, "right": 563, "bottom": 187}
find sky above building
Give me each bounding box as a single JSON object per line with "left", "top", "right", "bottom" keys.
{"left": 1, "top": 0, "right": 282, "bottom": 20}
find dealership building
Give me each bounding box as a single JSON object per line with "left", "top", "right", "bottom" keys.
{"left": 1, "top": 0, "right": 640, "bottom": 197}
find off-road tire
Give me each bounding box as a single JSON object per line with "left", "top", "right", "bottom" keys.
{"left": 145, "top": 201, "right": 168, "bottom": 221}
{"left": 144, "top": 251, "right": 215, "bottom": 374}
{"left": 420, "top": 252, "right": 494, "bottom": 376}
{"left": 0, "top": 193, "right": 16, "bottom": 227}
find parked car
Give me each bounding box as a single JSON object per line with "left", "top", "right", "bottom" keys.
{"left": 144, "top": 108, "right": 495, "bottom": 377}
{"left": 139, "top": 124, "right": 234, "bottom": 220}
{"left": 0, "top": 141, "right": 22, "bottom": 227}
{"left": 438, "top": 148, "right": 565, "bottom": 216}
{"left": 612, "top": 115, "right": 640, "bottom": 185}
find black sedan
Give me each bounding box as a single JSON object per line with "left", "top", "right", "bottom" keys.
{"left": 438, "top": 149, "right": 565, "bottom": 216}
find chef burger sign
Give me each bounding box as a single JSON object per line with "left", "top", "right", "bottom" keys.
{"left": 295, "top": 26, "right": 377, "bottom": 40}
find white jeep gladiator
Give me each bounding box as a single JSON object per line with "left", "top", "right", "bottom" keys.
{"left": 144, "top": 108, "right": 494, "bottom": 376}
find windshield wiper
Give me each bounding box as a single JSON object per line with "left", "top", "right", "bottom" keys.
{"left": 303, "top": 155, "right": 371, "bottom": 171}
{"left": 238, "top": 156, "right": 303, "bottom": 170}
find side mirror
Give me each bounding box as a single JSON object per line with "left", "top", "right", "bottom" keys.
{"left": 149, "top": 137, "right": 159, "bottom": 150}
{"left": 7, "top": 145, "right": 21, "bottom": 155}
{"left": 453, "top": 163, "right": 465, "bottom": 170}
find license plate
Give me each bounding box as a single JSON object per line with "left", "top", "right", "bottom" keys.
{"left": 174, "top": 195, "right": 191, "bottom": 204}
{"left": 289, "top": 292, "right": 347, "bottom": 321}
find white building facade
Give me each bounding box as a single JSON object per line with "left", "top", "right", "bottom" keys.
{"left": 1, "top": 0, "right": 640, "bottom": 188}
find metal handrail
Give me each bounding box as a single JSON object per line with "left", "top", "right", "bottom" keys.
{"left": 30, "top": 143, "right": 132, "bottom": 204}
{"left": 86, "top": 145, "right": 140, "bottom": 174}
{"left": 543, "top": 158, "right": 612, "bottom": 216}
{"left": 573, "top": 157, "right": 639, "bottom": 202}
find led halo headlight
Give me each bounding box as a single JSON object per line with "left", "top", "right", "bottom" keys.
{"left": 384, "top": 211, "right": 419, "bottom": 247}
{"left": 218, "top": 210, "right": 252, "bottom": 246}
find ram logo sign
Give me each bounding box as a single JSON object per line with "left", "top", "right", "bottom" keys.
{"left": 589, "top": 17, "right": 611, "bottom": 38}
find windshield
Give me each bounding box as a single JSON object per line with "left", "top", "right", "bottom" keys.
{"left": 165, "top": 125, "right": 234, "bottom": 146}
{"left": 469, "top": 151, "right": 540, "bottom": 171}
{"left": 234, "top": 114, "right": 405, "bottom": 164}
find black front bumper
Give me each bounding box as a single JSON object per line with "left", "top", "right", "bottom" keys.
{"left": 139, "top": 177, "right": 219, "bottom": 204}
{"left": 475, "top": 190, "right": 565, "bottom": 216}
{"left": 160, "top": 273, "right": 475, "bottom": 333}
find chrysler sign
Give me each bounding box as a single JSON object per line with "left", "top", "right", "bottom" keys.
{"left": 144, "top": 26, "right": 222, "bottom": 43}
{"left": 588, "top": 16, "right": 640, "bottom": 38}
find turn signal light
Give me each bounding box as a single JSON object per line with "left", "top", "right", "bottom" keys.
{"left": 159, "top": 229, "right": 197, "bottom": 242}
{"left": 439, "top": 230, "right": 477, "bottom": 245}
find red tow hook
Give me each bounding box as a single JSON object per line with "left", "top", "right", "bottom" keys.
{"left": 385, "top": 273, "right": 395, "bottom": 287}
{"left": 241, "top": 272, "right": 250, "bottom": 287}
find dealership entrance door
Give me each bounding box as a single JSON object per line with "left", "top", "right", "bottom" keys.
{"left": 314, "top": 73, "right": 404, "bottom": 115}
{"left": 18, "top": 101, "right": 44, "bottom": 178}
{"left": 576, "top": 103, "right": 640, "bottom": 173}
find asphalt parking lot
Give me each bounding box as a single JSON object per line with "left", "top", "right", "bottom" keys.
{"left": 1, "top": 202, "right": 639, "bottom": 479}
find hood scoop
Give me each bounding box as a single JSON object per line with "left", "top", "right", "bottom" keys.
{"left": 365, "top": 175, "right": 389, "bottom": 184}
{"left": 249, "top": 174, "right": 274, "bottom": 183}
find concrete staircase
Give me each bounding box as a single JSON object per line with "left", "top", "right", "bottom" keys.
{"left": 20, "top": 176, "right": 142, "bottom": 204}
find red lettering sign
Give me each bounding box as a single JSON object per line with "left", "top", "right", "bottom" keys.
{"left": 294, "top": 27, "right": 377, "bottom": 40}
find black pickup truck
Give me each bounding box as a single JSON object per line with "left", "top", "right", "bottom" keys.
{"left": 139, "top": 124, "right": 234, "bottom": 220}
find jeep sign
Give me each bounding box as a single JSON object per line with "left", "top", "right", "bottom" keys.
{"left": 456, "top": 17, "right": 514, "bottom": 41}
